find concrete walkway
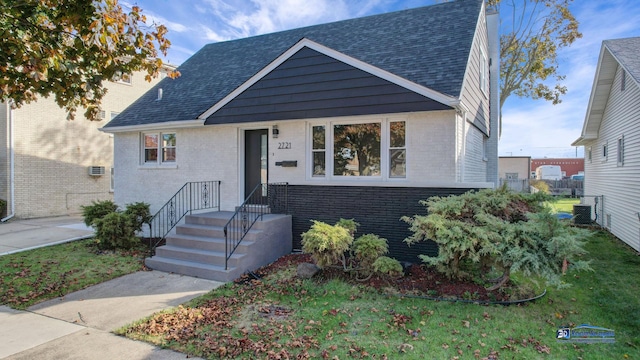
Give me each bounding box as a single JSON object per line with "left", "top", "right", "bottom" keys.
{"left": 0, "top": 216, "right": 94, "bottom": 256}
{"left": 0, "top": 216, "right": 225, "bottom": 359}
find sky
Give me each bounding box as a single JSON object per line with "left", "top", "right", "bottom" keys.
{"left": 125, "top": 0, "right": 640, "bottom": 159}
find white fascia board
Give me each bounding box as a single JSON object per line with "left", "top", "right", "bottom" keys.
{"left": 198, "top": 38, "right": 458, "bottom": 120}
{"left": 99, "top": 119, "right": 204, "bottom": 133}
{"left": 579, "top": 45, "right": 609, "bottom": 138}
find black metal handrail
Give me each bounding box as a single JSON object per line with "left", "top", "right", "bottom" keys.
{"left": 224, "top": 182, "right": 288, "bottom": 269}
{"left": 149, "top": 181, "right": 221, "bottom": 254}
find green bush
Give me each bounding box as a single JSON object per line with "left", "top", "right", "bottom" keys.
{"left": 530, "top": 179, "right": 550, "bottom": 193}
{"left": 335, "top": 218, "right": 359, "bottom": 236}
{"left": 94, "top": 212, "right": 139, "bottom": 250}
{"left": 403, "top": 187, "right": 592, "bottom": 290}
{"left": 82, "top": 201, "right": 151, "bottom": 250}
{"left": 0, "top": 198, "right": 6, "bottom": 217}
{"left": 353, "top": 234, "right": 388, "bottom": 272}
{"left": 373, "top": 256, "right": 403, "bottom": 278}
{"left": 123, "top": 202, "right": 152, "bottom": 231}
{"left": 301, "top": 220, "right": 353, "bottom": 268}
{"left": 81, "top": 200, "right": 118, "bottom": 227}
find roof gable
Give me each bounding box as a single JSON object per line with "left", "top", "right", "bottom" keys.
{"left": 573, "top": 37, "right": 640, "bottom": 145}
{"left": 203, "top": 40, "right": 455, "bottom": 125}
{"left": 104, "top": 0, "right": 482, "bottom": 129}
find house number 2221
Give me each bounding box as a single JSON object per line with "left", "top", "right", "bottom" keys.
{"left": 278, "top": 142, "right": 292, "bottom": 149}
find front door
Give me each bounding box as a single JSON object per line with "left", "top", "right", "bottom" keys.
{"left": 244, "top": 129, "right": 268, "bottom": 201}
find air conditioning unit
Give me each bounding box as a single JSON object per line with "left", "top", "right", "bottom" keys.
{"left": 88, "top": 166, "right": 106, "bottom": 176}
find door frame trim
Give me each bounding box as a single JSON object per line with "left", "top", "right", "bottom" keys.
{"left": 239, "top": 127, "right": 270, "bottom": 205}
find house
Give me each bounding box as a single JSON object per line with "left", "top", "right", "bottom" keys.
{"left": 0, "top": 69, "right": 172, "bottom": 220}
{"left": 572, "top": 36, "right": 640, "bottom": 252}
{"left": 102, "top": 0, "right": 500, "bottom": 277}
{"left": 530, "top": 158, "right": 584, "bottom": 179}
{"left": 499, "top": 156, "right": 531, "bottom": 180}
{"left": 498, "top": 156, "right": 531, "bottom": 192}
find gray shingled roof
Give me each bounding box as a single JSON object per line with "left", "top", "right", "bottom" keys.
{"left": 604, "top": 37, "right": 640, "bottom": 85}
{"left": 105, "top": 0, "right": 482, "bottom": 128}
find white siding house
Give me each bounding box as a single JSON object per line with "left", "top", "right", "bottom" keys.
{"left": 573, "top": 37, "right": 640, "bottom": 252}
{"left": 102, "top": 0, "right": 500, "bottom": 261}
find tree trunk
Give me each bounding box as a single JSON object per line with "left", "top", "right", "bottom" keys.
{"left": 486, "top": 268, "right": 510, "bottom": 291}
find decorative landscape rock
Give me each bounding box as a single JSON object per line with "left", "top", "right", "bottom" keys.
{"left": 297, "top": 263, "right": 320, "bottom": 279}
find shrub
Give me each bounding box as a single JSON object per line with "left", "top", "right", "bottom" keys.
{"left": 373, "top": 256, "right": 403, "bottom": 278}
{"left": 530, "top": 179, "right": 550, "bottom": 194}
{"left": 82, "top": 201, "right": 151, "bottom": 250}
{"left": 301, "top": 220, "right": 353, "bottom": 268}
{"left": 0, "top": 198, "right": 6, "bottom": 217}
{"left": 123, "top": 202, "right": 152, "bottom": 231}
{"left": 353, "top": 234, "right": 388, "bottom": 271}
{"left": 335, "top": 218, "right": 359, "bottom": 236}
{"left": 93, "top": 212, "right": 139, "bottom": 250}
{"left": 82, "top": 200, "right": 118, "bottom": 227}
{"left": 403, "top": 187, "right": 591, "bottom": 290}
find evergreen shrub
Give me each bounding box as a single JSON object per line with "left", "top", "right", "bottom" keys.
{"left": 403, "top": 187, "right": 592, "bottom": 290}
{"left": 82, "top": 201, "right": 151, "bottom": 250}
{"left": 301, "top": 220, "right": 353, "bottom": 268}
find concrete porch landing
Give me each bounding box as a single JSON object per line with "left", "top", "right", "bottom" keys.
{"left": 145, "top": 211, "right": 292, "bottom": 282}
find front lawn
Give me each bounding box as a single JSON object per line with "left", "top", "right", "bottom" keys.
{"left": 119, "top": 229, "right": 640, "bottom": 359}
{"left": 0, "top": 239, "right": 148, "bottom": 309}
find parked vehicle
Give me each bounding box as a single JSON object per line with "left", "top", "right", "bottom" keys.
{"left": 535, "top": 165, "right": 562, "bottom": 180}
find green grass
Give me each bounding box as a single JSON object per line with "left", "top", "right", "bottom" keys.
{"left": 0, "top": 239, "right": 147, "bottom": 309}
{"left": 119, "top": 229, "right": 640, "bottom": 359}
{"left": 548, "top": 197, "right": 580, "bottom": 213}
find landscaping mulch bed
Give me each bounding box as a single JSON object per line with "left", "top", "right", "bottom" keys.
{"left": 242, "top": 253, "right": 519, "bottom": 303}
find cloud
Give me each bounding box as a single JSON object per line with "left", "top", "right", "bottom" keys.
{"left": 199, "top": 0, "right": 357, "bottom": 39}
{"left": 121, "top": 1, "right": 188, "bottom": 32}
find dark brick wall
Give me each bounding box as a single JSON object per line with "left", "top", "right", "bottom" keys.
{"left": 287, "top": 185, "right": 475, "bottom": 263}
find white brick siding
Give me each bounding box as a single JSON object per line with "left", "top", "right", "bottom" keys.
{"left": 1, "top": 71, "right": 162, "bottom": 218}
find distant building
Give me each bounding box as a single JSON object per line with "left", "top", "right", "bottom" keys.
{"left": 0, "top": 67, "right": 174, "bottom": 220}
{"left": 499, "top": 156, "right": 531, "bottom": 180}
{"left": 531, "top": 158, "right": 584, "bottom": 178}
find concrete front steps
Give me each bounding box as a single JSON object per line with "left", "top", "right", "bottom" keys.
{"left": 145, "top": 211, "right": 292, "bottom": 282}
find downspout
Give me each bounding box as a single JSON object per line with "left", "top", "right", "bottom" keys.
{"left": 2, "top": 101, "right": 15, "bottom": 222}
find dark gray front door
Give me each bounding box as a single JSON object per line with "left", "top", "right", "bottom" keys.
{"left": 244, "top": 129, "right": 268, "bottom": 200}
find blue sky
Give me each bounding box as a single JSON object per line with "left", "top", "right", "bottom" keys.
{"left": 126, "top": 0, "right": 640, "bottom": 159}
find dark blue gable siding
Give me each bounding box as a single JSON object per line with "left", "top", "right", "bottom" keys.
{"left": 205, "top": 47, "right": 451, "bottom": 125}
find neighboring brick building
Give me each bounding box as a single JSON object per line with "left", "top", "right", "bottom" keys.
{"left": 531, "top": 158, "right": 584, "bottom": 178}
{"left": 0, "top": 68, "right": 173, "bottom": 219}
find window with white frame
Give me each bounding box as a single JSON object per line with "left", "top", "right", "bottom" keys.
{"left": 142, "top": 132, "right": 176, "bottom": 165}
{"left": 118, "top": 73, "right": 132, "bottom": 85}
{"left": 389, "top": 121, "right": 406, "bottom": 178}
{"left": 310, "top": 119, "right": 406, "bottom": 179}
{"left": 602, "top": 141, "right": 608, "bottom": 162}
{"left": 110, "top": 167, "right": 114, "bottom": 192}
{"left": 312, "top": 125, "right": 326, "bottom": 176}
{"left": 334, "top": 123, "right": 381, "bottom": 176}
{"left": 617, "top": 135, "right": 624, "bottom": 166}
{"left": 479, "top": 48, "right": 488, "bottom": 96}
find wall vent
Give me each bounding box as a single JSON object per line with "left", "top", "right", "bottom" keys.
{"left": 88, "top": 166, "right": 106, "bottom": 176}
